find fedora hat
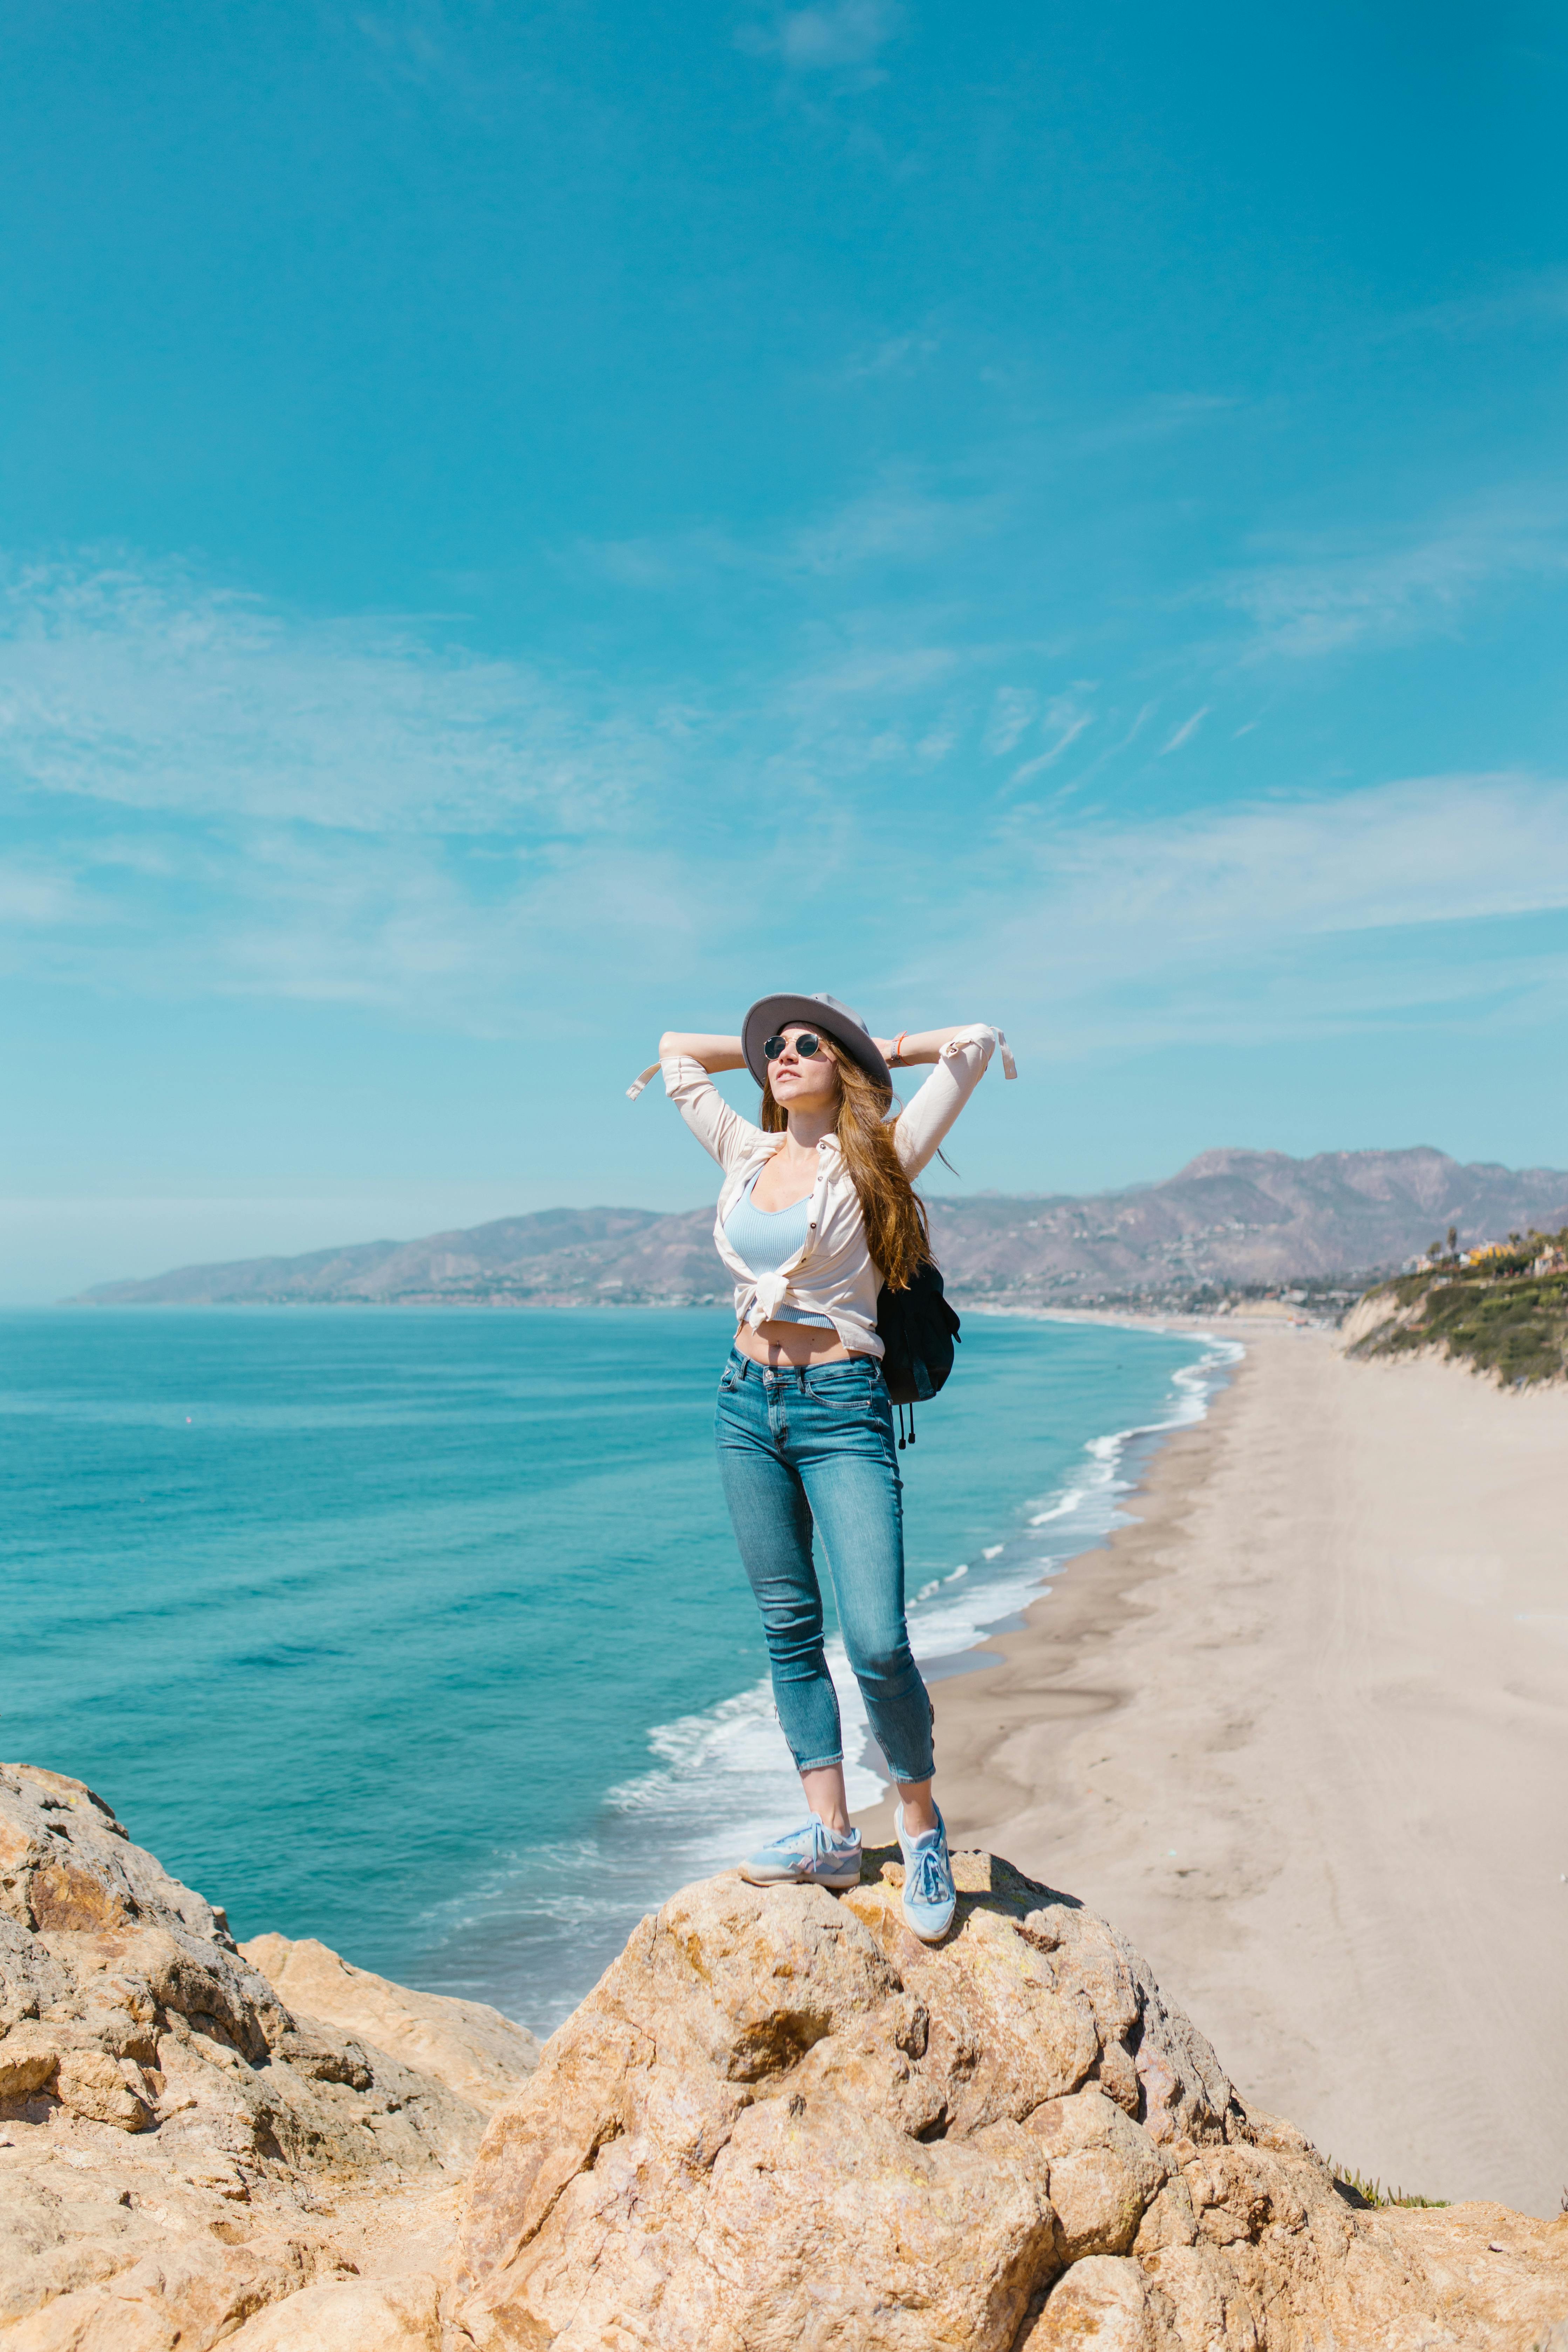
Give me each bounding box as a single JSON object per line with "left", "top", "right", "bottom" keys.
{"left": 741, "top": 993, "right": 892, "bottom": 1092}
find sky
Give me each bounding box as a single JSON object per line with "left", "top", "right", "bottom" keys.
{"left": 3, "top": 0, "right": 1567, "bottom": 1300}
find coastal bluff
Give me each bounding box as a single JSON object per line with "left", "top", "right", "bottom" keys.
{"left": 3, "top": 1765, "right": 1565, "bottom": 2349}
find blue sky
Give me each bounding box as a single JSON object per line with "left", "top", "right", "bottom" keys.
{"left": 4, "top": 0, "right": 1567, "bottom": 1298}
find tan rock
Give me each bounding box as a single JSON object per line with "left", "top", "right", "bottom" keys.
{"left": 455, "top": 1848, "right": 1568, "bottom": 2351}
{"left": 1028, "top": 2088, "right": 1172, "bottom": 2260}
{"left": 0, "top": 1765, "right": 536, "bottom": 2352}
{"left": 220, "top": 2271, "right": 445, "bottom": 2350}
{"left": 239, "top": 1933, "right": 539, "bottom": 2111}
{"left": 7, "top": 1765, "right": 1567, "bottom": 2352}
{"left": 0, "top": 2023, "right": 60, "bottom": 2101}
{"left": 1021, "top": 2254, "right": 1178, "bottom": 2350}
{"left": 0, "top": 2230, "right": 342, "bottom": 2352}
{"left": 455, "top": 1852, "right": 1218, "bottom": 2348}
{"left": 0, "top": 1767, "right": 222, "bottom": 1947}
{"left": 53, "top": 2052, "right": 154, "bottom": 2134}
{"left": 1356, "top": 2204, "right": 1568, "bottom": 2350}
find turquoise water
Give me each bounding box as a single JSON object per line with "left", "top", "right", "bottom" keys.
{"left": 1, "top": 1308, "right": 1230, "bottom": 2029}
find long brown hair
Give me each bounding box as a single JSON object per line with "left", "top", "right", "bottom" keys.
{"left": 761, "top": 1045, "right": 932, "bottom": 1290}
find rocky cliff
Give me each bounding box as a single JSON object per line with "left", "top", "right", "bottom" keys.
{"left": 3, "top": 1764, "right": 1565, "bottom": 2349}
{"left": 72, "top": 1147, "right": 1568, "bottom": 1310}
{"left": 0, "top": 1761, "right": 537, "bottom": 2351}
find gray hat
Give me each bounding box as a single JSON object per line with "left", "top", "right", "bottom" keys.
{"left": 741, "top": 993, "right": 892, "bottom": 1092}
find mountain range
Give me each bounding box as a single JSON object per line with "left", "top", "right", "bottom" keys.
{"left": 73, "top": 1147, "right": 1568, "bottom": 1309}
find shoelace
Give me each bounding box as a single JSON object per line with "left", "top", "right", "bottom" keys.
{"left": 778, "top": 1819, "right": 851, "bottom": 1858}
{"left": 905, "top": 1842, "right": 951, "bottom": 1905}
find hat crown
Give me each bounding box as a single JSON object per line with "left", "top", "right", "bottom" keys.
{"left": 801, "top": 992, "right": 870, "bottom": 1039}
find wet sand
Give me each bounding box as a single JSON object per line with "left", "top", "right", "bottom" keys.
{"left": 857, "top": 1328, "right": 1568, "bottom": 2217}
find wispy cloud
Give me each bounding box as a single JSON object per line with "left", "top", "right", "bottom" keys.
{"left": 566, "top": 469, "right": 1003, "bottom": 594}
{"left": 785, "top": 477, "right": 1006, "bottom": 575}
{"left": 1223, "top": 494, "right": 1568, "bottom": 660}
{"left": 0, "top": 558, "right": 675, "bottom": 835}
{"left": 1070, "top": 393, "right": 1240, "bottom": 455}
{"left": 1159, "top": 705, "right": 1209, "bottom": 754}
{"left": 984, "top": 687, "right": 1037, "bottom": 756}
{"left": 946, "top": 771, "right": 1568, "bottom": 1053}
{"left": 839, "top": 327, "right": 940, "bottom": 382}
{"left": 1, "top": 549, "right": 930, "bottom": 1023}
{"left": 738, "top": 0, "right": 901, "bottom": 76}
{"left": 0, "top": 861, "right": 85, "bottom": 926}
{"left": 1389, "top": 269, "right": 1568, "bottom": 345}
{"left": 1006, "top": 691, "right": 1096, "bottom": 787}
{"left": 347, "top": 0, "right": 497, "bottom": 104}
{"left": 790, "top": 645, "right": 961, "bottom": 700}
{"left": 8, "top": 544, "right": 1568, "bottom": 1072}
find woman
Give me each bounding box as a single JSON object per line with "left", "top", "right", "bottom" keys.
{"left": 629, "top": 993, "right": 1014, "bottom": 1941}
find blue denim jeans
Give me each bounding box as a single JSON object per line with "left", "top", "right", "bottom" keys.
{"left": 714, "top": 1349, "right": 935, "bottom": 1784}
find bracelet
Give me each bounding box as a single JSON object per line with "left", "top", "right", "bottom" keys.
{"left": 893, "top": 1032, "right": 908, "bottom": 1066}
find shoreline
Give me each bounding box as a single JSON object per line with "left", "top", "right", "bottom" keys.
{"left": 854, "top": 1342, "right": 1242, "bottom": 1836}
{"left": 858, "top": 1328, "right": 1568, "bottom": 2217}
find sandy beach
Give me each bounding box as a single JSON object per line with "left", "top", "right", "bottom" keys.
{"left": 860, "top": 1326, "right": 1568, "bottom": 2218}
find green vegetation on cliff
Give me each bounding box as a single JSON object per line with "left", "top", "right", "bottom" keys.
{"left": 1348, "top": 1227, "right": 1568, "bottom": 1386}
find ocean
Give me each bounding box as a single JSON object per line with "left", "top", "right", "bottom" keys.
{"left": 2, "top": 1307, "right": 1235, "bottom": 2032}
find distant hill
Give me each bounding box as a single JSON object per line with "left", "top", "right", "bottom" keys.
{"left": 71, "top": 1147, "right": 1568, "bottom": 1310}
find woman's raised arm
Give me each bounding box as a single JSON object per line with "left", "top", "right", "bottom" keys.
{"left": 874, "top": 1026, "right": 979, "bottom": 1069}
{"left": 886, "top": 1022, "right": 1016, "bottom": 1176}
{"left": 656, "top": 1032, "right": 747, "bottom": 1073}
{"left": 626, "top": 1032, "right": 764, "bottom": 1167}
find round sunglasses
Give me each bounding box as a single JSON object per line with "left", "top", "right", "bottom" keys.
{"left": 764, "top": 1031, "right": 827, "bottom": 1061}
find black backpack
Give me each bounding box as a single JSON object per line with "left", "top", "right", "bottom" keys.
{"left": 875, "top": 1261, "right": 961, "bottom": 1446}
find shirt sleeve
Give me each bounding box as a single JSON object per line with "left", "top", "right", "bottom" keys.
{"left": 660, "top": 1055, "right": 768, "bottom": 1172}
{"left": 892, "top": 1025, "right": 1014, "bottom": 1178}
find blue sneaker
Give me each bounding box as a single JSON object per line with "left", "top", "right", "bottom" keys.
{"left": 896, "top": 1804, "right": 956, "bottom": 1941}
{"left": 739, "top": 1817, "right": 863, "bottom": 1890}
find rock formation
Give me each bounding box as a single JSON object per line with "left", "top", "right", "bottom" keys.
{"left": 0, "top": 1762, "right": 536, "bottom": 2350}
{"left": 3, "top": 1764, "right": 1565, "bottom": 2349}
{"left": 237, "top": 1934, "right": 539, "bottom": 2116}
{"left": 454, "top": 1854, "right": 1568, "bottom": 2351}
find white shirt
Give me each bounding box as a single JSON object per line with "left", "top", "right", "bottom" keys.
{"left": 630, "top": 1026, "right": 1015, "bottom": 1359}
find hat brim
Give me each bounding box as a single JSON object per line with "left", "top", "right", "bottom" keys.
{"left": 741, "top": 995, "right": 892, "bottom": 1093}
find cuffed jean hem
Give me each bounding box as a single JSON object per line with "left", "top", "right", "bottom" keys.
{"left": 793, "top": 1750, "right": 845, "bottom": 1773}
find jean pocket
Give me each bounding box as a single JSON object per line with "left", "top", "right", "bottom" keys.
{"left": 807, "top": 1368, "right": 878, "bottom": 1412}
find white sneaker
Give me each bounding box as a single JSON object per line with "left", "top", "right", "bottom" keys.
{"left": 896, "top": 1804, "right": 956, "bottom": 1941}
{"left": 739, "top": 1817, "right": 863, "bottom": 1890}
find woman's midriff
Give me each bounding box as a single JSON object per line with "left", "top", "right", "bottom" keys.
{"left": 732, "top": 1319, "right": 859, "bottom": 1369}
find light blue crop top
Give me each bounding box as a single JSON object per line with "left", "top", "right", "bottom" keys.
{"left": 722, "top": 1171, "right": 835, "bottom": 1329}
